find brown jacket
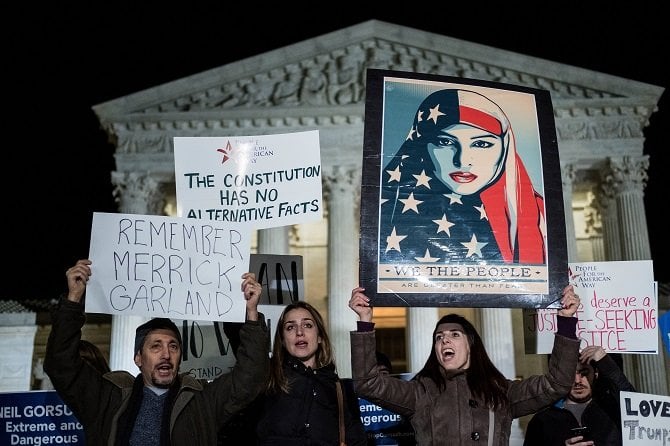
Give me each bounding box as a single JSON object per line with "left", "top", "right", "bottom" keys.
{"left": 351, "top": 330, "right": 579, "bottom": 445}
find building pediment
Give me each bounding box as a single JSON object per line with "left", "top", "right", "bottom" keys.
{"left": 94, "top": 20, "right": 662, "bottom": 118}
{"left": 93, "top": 20, "right": 664, "bottom": 178}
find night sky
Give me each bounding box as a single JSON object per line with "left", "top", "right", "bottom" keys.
{"left": 6, "top": 7, "right": 668, "bottom": 301}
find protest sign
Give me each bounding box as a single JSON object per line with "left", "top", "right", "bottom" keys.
{"left": 174, "top": 131, "right": 323, "bottom": 229}
{"left": 524, "top": 260, "right": 657, "bottom": 354}
{"left": 359, "top": 70, "right": 567, "bottom": 308}
{"left": 659, "top": 310, "right": 670, "bottom": 356}
{"left": 177, "top": 304, "right": 286, "bottom": 380}
{"left": 179, "top": 254, "right": 303, "bottom": 379}
{"left": 87, "top": 212, "right": 252, "bottom": 322}
{"left": 356, "top": 373, "right": 416, "bottom": 445}
{"left": 620, "top": 391, "right": 670, "bottom": 445}
{"left": 0, "top": 390, "right": 85, "bottom": 445}
{"left": 250, "top": 253, "right": 304, "bottom": 305}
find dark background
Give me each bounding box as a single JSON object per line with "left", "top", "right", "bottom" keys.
{"left": 6, "top": 7, "right": 668, "bottom": 301}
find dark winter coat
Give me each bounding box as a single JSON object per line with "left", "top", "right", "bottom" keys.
{"left": 44, "top": 298, "right": 270, "bottom": 446}
{"left": 255, "top": 356, "right": 367, "bottom": 445}
{"left": 351, "top": 330, "right": 580, "bottom": 446}
{"left": 523, "top": 354, "right": 636, "bottom": 446}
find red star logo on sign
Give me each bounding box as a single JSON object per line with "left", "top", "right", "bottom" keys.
{"left": 216, "top": 141, "right": 233, "bottom": 163}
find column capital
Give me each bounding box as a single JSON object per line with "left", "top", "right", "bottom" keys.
{"left": 322, "top": 165, "right": 361, "bottom": 202}
{"left": 111, "top": 171, "right": 169, "bottom": 215}
{"left": 602, "top": 155, "right": 649, "bottom": 195}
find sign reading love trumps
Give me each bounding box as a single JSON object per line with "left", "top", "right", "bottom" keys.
{"left": 619, "top": 391, "right": 669, "bottom": 445}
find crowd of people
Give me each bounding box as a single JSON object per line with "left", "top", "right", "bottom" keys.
{"left": 44, "top": 259, "right": 637, "bottom": 445}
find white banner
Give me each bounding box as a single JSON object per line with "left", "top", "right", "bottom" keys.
{"left": 523, "top": 260, "right": 657, "bottom": 354}
{"left": 620, "top": 391, "right": 670, "bottom": 445}
{"left": 87, "top": 212, "right": 252, "bottom": 322}
{"left": 174, "top": 131, "right": 323, "bottom": 229}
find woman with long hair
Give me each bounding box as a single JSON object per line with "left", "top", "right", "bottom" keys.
{"left": 255, "top": 301, "right": 367, "bottom": 445}
{"left": 349, "top": 285, "right": 581, "bottom": 445}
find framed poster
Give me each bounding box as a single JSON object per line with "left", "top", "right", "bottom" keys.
{"left": 359, "top": 69, "right": 567, "bottom": 308}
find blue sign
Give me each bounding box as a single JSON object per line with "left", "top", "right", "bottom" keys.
{"left": 660, "top": 311, "right": 670, "bottom": 356}
{"left": 359, "top": 397, "right": 416, "bottom": 445}
{"left": 0, "top": 390, "right": 85, "bottom": 445}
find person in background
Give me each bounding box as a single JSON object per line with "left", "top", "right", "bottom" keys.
{"left": 374, "top": 351, "right": 393, "bottom": 375}
{"left": 78, "top": 339, "right": 111, "bottom": 374}
{"left": 349, "top": 285, "right": 581, "bottom": 445}
{"left": 44, "top": 258, "right": 270, "bottom": 446}
{"left": 254, "top": 301, "right": 367, "bottom": 445}
{"left": 33, "top": 339, "right": 109, "bottom": 390}
{"left": 523, "top": 345, "right": 636, "bottom": 446}
{"left": 362, "top": 351, "right": 417, "bottom": 446}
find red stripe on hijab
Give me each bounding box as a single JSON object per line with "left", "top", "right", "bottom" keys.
{"left": 459, "top": 106, "right": 502, "bottom": 134}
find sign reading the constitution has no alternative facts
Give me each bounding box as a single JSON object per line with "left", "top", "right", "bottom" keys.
{"left": 174, "top": 130, "right": 323, "bottom": 230}
{"left": 86, "top": 212, "right": 252, "bottom": 322}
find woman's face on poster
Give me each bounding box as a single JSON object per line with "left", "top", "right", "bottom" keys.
{"left": 426, "top": 123, "right": 504, "bottom": 195}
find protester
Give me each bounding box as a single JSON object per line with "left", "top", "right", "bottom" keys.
{"left": 254, "top": 301, "right": 367, "bottom": 445}
{"left": 33, "top": 339, "right": 109, "bottom": 390}
{"left": 349, "top": 284, "right": 582, "bottom": 445}
{"left": 44, "top": 258, "right": 270, "bottom": 446}
{"left": 523, "top": 345, "right": 636, "bottom": 446}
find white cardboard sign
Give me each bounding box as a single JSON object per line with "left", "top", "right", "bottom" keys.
{"left": 87, "top": 212, "right": 252, "bottom": 322}
{"left": 523, "top": 260, "right": 657, "bottom": 354}
{"left": 173, "top": 131, "right": 323, "bottom": 229}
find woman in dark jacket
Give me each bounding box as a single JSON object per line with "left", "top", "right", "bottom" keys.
{"left": 255, "top": 301, "right": 367, "bottom": 445}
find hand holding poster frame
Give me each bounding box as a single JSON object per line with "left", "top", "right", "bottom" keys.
{"left": 359, "top": 69, "right": 567, "bottom": 308}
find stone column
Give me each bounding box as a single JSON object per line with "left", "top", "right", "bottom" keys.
{"left": 481, "top": 308, "right": 524, "bottom": 442}
{"left": 323, "top": 165, "right": 360, "bottom": 378}
{"left": 606, "top": 157, "right": 651, "bottom": 259}
{"left": 406, "top": 308, "right": 438, "bottom": 373}
{"left": 604, "top": 156, "right": 667, "bottom": 396}
{"left": 258, "top": 227, "right": 289, "bottom": 255}
{"left": 111, "top": 171, "right": 167, "bottom": 216}
{"left": 108, "top": 171, "right": 167, "bottom": 374}
{"left": 594, "top": 186, "right": 621, "bottom": 261}
{"left": 0, "top": 317, "right": 37, "bottom": 392}
{"left": 561, "top": 163, "right": 578, "bottom": 262}
{"left": 589, "top": 233, "right": 605, "bottom": 262}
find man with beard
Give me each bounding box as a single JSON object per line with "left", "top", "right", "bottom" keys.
{"left": 523, "top": 345, "right": 636, "bottom": 446}
{"left": 44, "top": 259, "right": 270, "bottom": 446}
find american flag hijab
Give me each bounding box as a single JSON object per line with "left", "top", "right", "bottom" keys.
{"left": 379, "top": 89, "right": 547, "bottom": 266}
